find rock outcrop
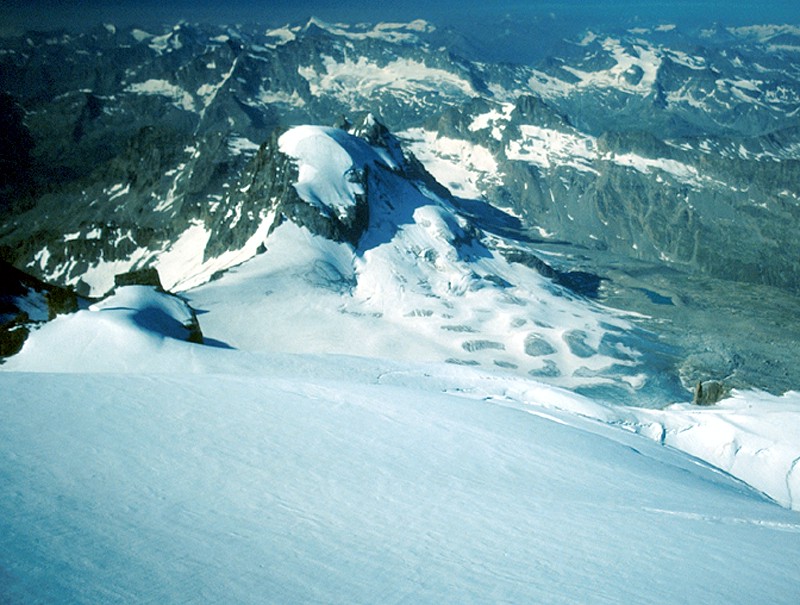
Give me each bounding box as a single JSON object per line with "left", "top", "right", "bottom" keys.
{"left": 0, "top": 261, "right": 79, "bottom": 360}
{"left": 693, "top": 380, "right": 727, "bottom": 405}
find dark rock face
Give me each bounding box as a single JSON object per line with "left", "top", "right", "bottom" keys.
{"left": 0, "top": 93, "right": 35, "bottom": 215}
{"left": 114, "top": 268, "right": 164, "bottom": 290}
{"left": 512, "top": 95, "right": 572, "bottom": 130}
{"left": 0, "top": 261, "right": 79, "bottom": 318}
{"left": 184, "top": 312, "right": 204, "bottom": 344}
{"left": 470, "top": 113, "right": 800, "bottom": 295}
{"left": 0, "top": 323, "right": 29, "bottom": 358}
{"left": 202, "top": 126, "right": 371, "bottom": 259}
{"left": 0, "top": 261, "right": 80, "bottom": 360}
{"left": 501, "top": 248, "right": 602, "bottom": 298}
{"left": 45, "top": 288, "right": 79, "bottom": 320}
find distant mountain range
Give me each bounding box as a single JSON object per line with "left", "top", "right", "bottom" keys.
{"left": 2, "top": 17, "right": 800, "bottom": 395}
{"left": 2, "top": 18, "right": 799, "bottom": 294}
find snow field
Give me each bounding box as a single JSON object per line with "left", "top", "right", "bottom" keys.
{"left": 401, "top": 128, "right": 502, "bottom": 199}
{"left": 506, "top": 124, "right": 599, "bottom": 174}
{"left": 406, "top": 114, "right": 707, "bottom": 200}
{"left": 623, "top": 391, "right": 800, "bottom": 510}
{"left": 264, "top": 126, "right": 655, "bottom": 396}
{"left": 2, "top": 362, "right": 800, "bottom": 604}
{"left": 125, "top": 78, "right": 196, "bottom": 112}
{"left": 3, "top": 283, "right": 800, "bottom": 602}
{"left": 8, "top": 245, "right": 800, "bottom": 514}
{"left": 562, "top": 37, "right": 661, "bottom": 94}
{"left": 188, "top": 213, "right": 650, "bottom": 399}
{"left": 298, "top": 54, "right": 475, "bottom": 108}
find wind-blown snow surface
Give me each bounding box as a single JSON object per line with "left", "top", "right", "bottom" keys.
{"left": 2, "top": 294, "right": 800, "bottom": 603}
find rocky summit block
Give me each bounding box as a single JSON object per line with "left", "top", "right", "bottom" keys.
{"left": 693, "top": 380, "right": 727, "bottom": 405}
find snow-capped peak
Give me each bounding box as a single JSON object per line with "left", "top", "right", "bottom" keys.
{"left": 278, "top": 126, "right": 373, "bottom": 221}
{"left": 300, "top": 16, "right": 435, "bottom": 44}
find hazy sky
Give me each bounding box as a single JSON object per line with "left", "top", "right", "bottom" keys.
{"left": 1, "top": 0, "right": 798, "bottom": 33}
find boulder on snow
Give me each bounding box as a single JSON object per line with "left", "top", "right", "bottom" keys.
{"left": 184, "top": 312, "right": 204, "bottom": 344}
{"left": 93, "top": 286, "right": 205, "bottom": 345}
{"left": 692, "top": 380, "right": 727, "bottom": 405}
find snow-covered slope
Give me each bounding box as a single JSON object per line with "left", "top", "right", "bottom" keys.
{"left": 3, "top": 303, "right": 800, "bottom": 603}
{"left": 1, "top": 286, "right": 200, "bottom": 370}
{"left": 3, "top": 149, "right": 800, "bottom": 601}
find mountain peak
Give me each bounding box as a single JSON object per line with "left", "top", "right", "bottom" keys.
{"left": 301, "top": 16, "right": 335, "bottom": 36}
{"left": 297, "top": 16, "right": 435, "bottom": 44}
{"left": 347, "top": 113, "right": 404, "bottom": 165}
